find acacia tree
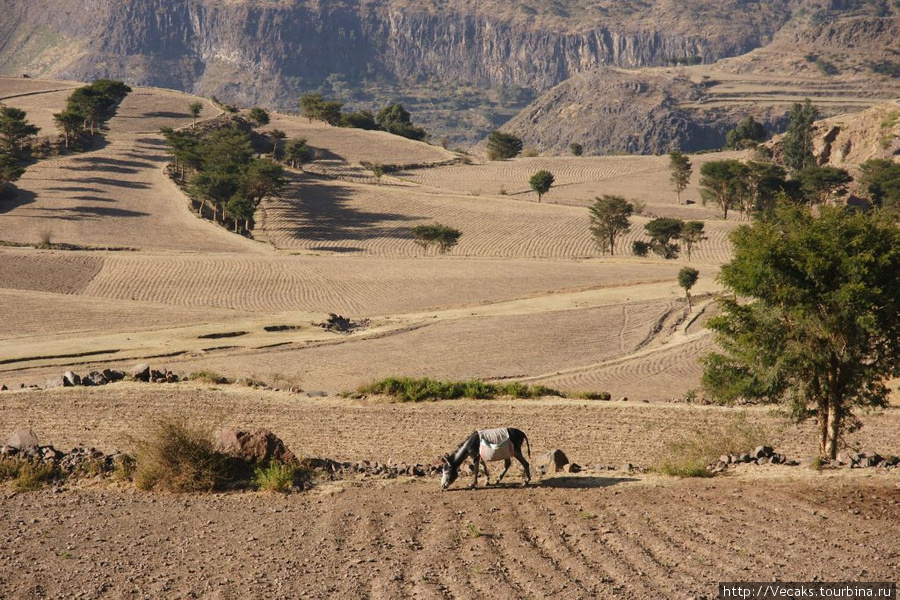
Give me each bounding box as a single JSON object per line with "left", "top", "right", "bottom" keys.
{"left": 644, "top": 217, "right": 684, "bottom": 259}
{"left": 588, "top": 195, "right": 633, "bottom": 255}
{"left": 529, "top": 170, "right": 554, "bottom": 202}
{"left": 725, "top": 116, "right": 766, "bottom": 149}
{"left": 669, "top": 151, "right": 692, "bottom": 204}
{"left": 188, "top": 101, "right": 203, "bottom": 128}
{"left": 796, "top": 166, "right": 852, "bottom": 205}
{"left": 679, "top": 220, "right": 707, "bottom": 261}
{"left": 269, "top": 129, "right": 286, "bottom": 158}
{"left": 700, "top": 159, "right": 749, "bottom": 219}
{"left": 859, "top": 158, "right": 900, "bottom": 214}
{"left": 411, "top": 223, "right": 462, "bottom": 254}
{"left": 702, "top": 203, "right": 900, "bottom": 458}
{"left": 248, "top": 107, "right": 270, "bottom": 128}
{"left": 284, "top": 138, "right": 312, "bottom": 169}
{"left": 677, "top": 267, "right": 699, "bottom": 310}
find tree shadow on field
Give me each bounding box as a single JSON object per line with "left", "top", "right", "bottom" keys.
{"left": 71, "top": 177, "right": 150, "bottom": 190}
{"left": 0, "top": 187, "right": 35, "bottom": 214}
{"left": 143, "top": 111, "right": 188, "bottom": 119}
{"left": 275, "top": 175, "right": 422, "bottom": 244}
{"left": 41, "top": 205, "right": 150, "bottom": 221}
{"left": 68, "top": 156, "right": 157, "bottom": 170}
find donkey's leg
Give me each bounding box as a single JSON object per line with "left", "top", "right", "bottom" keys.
{"left": 481, "top": 460, "right": 491, "bottom": 486}
{"left": 496, "top": 458, "right": 512, "bottom": 484}
{"left": 515, "top": 451, "right": 531, "bottom": 485}
{"left": 471, "top": 456, "right": 481, "bottom": 488}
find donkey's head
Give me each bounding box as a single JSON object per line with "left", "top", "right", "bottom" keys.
{"left": 440, "top": 455, "right": 458, "bottom": 490}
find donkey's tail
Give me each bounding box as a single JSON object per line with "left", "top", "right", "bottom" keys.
{"left": 524, "top": 433, "right": 531, "bottom": 458}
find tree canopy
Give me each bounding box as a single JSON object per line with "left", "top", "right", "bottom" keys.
{"left": 782, "top": 99, "right": 818, "bottom": 172}
{"left": 858, "top": 158, "right": 900, "bottom": 214}
{"left": 702, "top": 203, "right": 900, "bottom": 458}
{"left": 376, "top": 104, "right": 427, "bottom": 141}
{"left": 529, "top": 170, "right": 554, "bottom": 202}
{"left": 725, "top": 116, "right": 767, "bottom": 149}
{"left": 677, "top": 267, "right": 700, "bottom": 310}
{"left": 412, "top": 223, "right": 462, "bottom": 254}
{"left": 248, "top": 107, "right": 270, "bottom": 128}
{"left": 700, "top": 159, "right": 749, "bottom": 219}
{"left": 486, "top": 131, "right": 523, "bottom": 160}
{"left": 0, "top": 106, "right": 40, "bottom": 155}
{"left": 644, "top": 217, "right": 684, "bottom": 259}
{"left": 588, "top": 195, "right": 633, "bottom": 255}
{"left": 795, "top": 166, "right": 852, "bottom": 205}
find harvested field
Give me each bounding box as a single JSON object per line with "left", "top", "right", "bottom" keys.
{"left": 0, "top": 89, "right": 74, "bottom": 134}
{"left": 261, "top": 175, "right": 736, "bottom": 261}
{"left": 0, "top": 136, "right": 262, "bottom": 252}
{"left": 79, "top": 254, "right": 683, "bottom": 315}
{"left": 0, "top": 78, "right": 78, "bottom": 99}
{"left": 260, "top": 112, "right": 455, "bottom": 166}
{"left": 2, "top": 476, "right": 899, "bottom": 599}
{"left": 0, "top": 249, "right": 102, "bottom": 294}
{"left": 106, "top": 89, "right": 219, "bottom": 134}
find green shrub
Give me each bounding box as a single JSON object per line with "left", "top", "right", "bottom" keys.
{"left": 652, "top": 413, "right": 769, "bottom": 478}
{"left": 132, "top": 416, "right": 241, "bottom": 492}
{"left": 0, "top": 458, "right": 22, "bottom": 481}
{"left": 575, "top": 391, "right": 612, "bottom": 401}
{"left": 252, "top": 462, "right": 308, "bottom": 493}
{"left": 355, "top": 377, "right": 563, "bottom": 402}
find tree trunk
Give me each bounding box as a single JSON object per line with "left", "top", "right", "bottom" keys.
{"left": 608, "top": 233, "right": 615, "bottom": 256}
{"left": 686, "top": 292, "right": 692, "bottom": 311}
{"left": 817, "top": 398, "right": 828, "bottom": 457}
{"left": 825, "top": 399, "right": 841, "bottom": 459}
{"left": 199, "top": 198, "right": 206, "bottom": 216}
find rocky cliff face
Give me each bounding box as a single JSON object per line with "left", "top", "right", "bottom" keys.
{"left": 1, "top": 0, "right": 796, "bottom": 105}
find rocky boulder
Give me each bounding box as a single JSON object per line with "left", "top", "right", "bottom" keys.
{"left": 131, "top": 363, "right": 151, "bottom": 382}
{"left": 6, "top": 428, "right": 39, "bottom": 453}
{"left": 214, "top": 428, "right": 296, "bottom": 464}
{"left": 536, "top": 449, "right": 569, "bottom": 476}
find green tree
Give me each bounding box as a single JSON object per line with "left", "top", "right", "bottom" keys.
{"left": 529, "top": 170, "right": 554, "bottom": 202}
{"left": 160, "top": 127, "right": 201, "bottom": 181}
{"left": 677, "top": 267, "right": 700, "bottom": 310}
{"left": 269, "top": 129, "right": 286, "bottom": 158}
{"left": 700, "top": 159, "right": 749, "bottom": 219}
{"left": 702, "top": 203, "right": 900, "bottom": 458}
{"left": 225, "top": 194, "right": 256, "bottom": 233}
{"left": 725, "top": 116, "right": 767, "bottom": 149}
{"left": 341, "top": 110, "right": 377, "bottom": 130}
{"left": 300, "top": 93, "right": 325, "bottom": 123}
{"left": 64, "top": 79, "right": 131, "bottom": 137}
{"left": 0, "top": 152, "right": 25, "bottom": 188}
{"left": 669, "top": 151, "right": 692, "bottom": 204}
{"left": 644, "top": 218, "right": 684, "bottom": 259}
{"left": 569, "top": 142, "right": 583, "bottom": 156}
{"left": 796, "top": 166, "right": 852, "bottom": 205}
{"left": 858, "top": 158, "right": 900, "bottom": 214}
{"left": 284, "top": 138, "right": 312, "bottom": 169}
{"left": 248, "top": 107, "right": 270, "bottom": 128}
{"left": 0, "top": 106, "right": 40, "bottom": 155}
{"left": 486, "top": 131, "right": 523, "bottom": 160}
{"left": 53, "top": 110, "right": 84, "bottom": 149}
{"left": 376, "top": 104, "right": 426, "bottom": 140}
{"left": 745, "top": 161, "right": 787, "bottom": 213}
{"left": 588, "top": 195, "right": 633, "bottom": 255}
{"left": 782, "top": 99, "right": 819, "bottom": 172}
{"left": 242, "top": 158, "right": 286, "bottom": 209}
{"left": 188, "top": 101, "right": 203, "bottom": 128}
{"left": 679, "top": 221, "right": 707, "bottom": 261}
{"left": 89, "top": 79, "right": 132, "bottom": 103}
{"left": 411, "top": 223, "right": 462, "bottom": 254}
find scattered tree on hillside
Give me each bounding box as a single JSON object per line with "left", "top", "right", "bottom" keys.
{"left": 669, "top": 151, "right": 692, "bottom": 204}
{"left": 248, "top": 107, "right": 270, "bottom": 128}
{"left": 53, "top": 110, "right": 84, "bottom": 149}
{"left": 486, "top": 131, "right": 523, "bottom": 160}
{"left": 589, "top": 195, "right": 633, "bottom": 255}
{"left": 680, "top": 221, "right": 707, "bottom": 261}
{"left": 745, "top": 161, "right": 787, "bottom": 213}
{"left": 700, "top": 159, "right": 749, "bottom": 219}
{"left": 796, "top": 166, "right": 852, "bottom": 205}
{"left": 677, "top": 267, "right": 700, "bottom": 311}
{"left": 702, "top": 202, "right": 900, "bottom": 458}
{"left": 529, "top": 170, "right": 554, "bottom": 202}
{"left": 160, "top": 127, "right": 201, "bottom": 181}
{"left": 376, "top": 104, "right": 426, "bottom": 141}
{"left": 299, "top": 93, "right": 343, "bottom": 125}
{"left": 725, "top": 116, "right": 767, "bottom": 149}
{"left": 225, "top": 195, "right": 256, "bottom": 233}
{"left": 188, "top": 101, "right": 203, "bottom": 128}
{"left": 0, "top": 106, "right": 40, "bottom": 156}
{"left": 782, "top": 99, "right": 819, "bottom": 172}
{"left": 569, "top": 142, "right": 583, "bottom": 156}
{"left": 284, "top": 138, "right": 312, "bottom": 169}
{"left": 858, "top": 158, "right": 900, "bottom": 214}
{"left": 412, "top": 223, "right": 462, "bottom": 254}
{"left": 243, "top": 158, "right": 286, "bottom": 208}
{"left": 341, "top": 110, "right": 377, "bottom": 130}
{"left": 65, "top": 79, "right": 132, "bottom": 136}
{"left": 269, "top": 129, "right": 286, "bottom": 158}
{"left": 644, "top": 217, "right": 685, "bottom": 259}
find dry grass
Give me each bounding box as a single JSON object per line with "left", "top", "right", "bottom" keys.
{"left": 652, "top": 412, "right": 770, "bottom": 477}
{"left": 131, "top": 415, "right": 241, "bottom": 492}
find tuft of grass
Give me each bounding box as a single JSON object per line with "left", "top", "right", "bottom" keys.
{"left": 354, "top": 377, "right": 563, "bottom": 402}
{"left": 652, "top": 412, "right": 769, "bottom": 478}
{"left": 37, "top": 230, "right": 53, "bottom": 249}
{"left": 14, "top": 462, "right": 57, "bottom": 491}
{"left": 574, "top": 391, "right": 612, "bottom": 401}
{"left": 187, "top": 370, "right": 233, "bottom": 385}
{"left": 112, "top": 454, "right": 137, "bottom": 481}
{"left": 131, "top": 416, "right": 243, "bottom": 492}
{"left": 465, "top": 522, "right": 482, "bottom": 538}
{"left": 0, "top": 458, "right": 22, "bottom": 481}
{"left": 252, "top": 462, "right": 308, "bottom": 493}
{"left": 809, "top": 456, "right": 826, "bottom": 471}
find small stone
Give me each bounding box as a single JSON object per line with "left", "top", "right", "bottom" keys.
{"left": 0, "top": 384, "right": 7, "bottom": 391}
{"left": 752, "top": 445, "right": 774, "bottom": 459}
{"left": 720, "top": 454, "right": 731, "bottom": 465}
{"left": 62, "top": 371, "right": 81, "bottom": 386}
{"left": 565, "top": 463, "right": 581, "bottom": 474}
{"left": 621, "top": 462, "right": 633, "bottom": 472}
{"left": 131, "top": 363, "right": 151, "bottom": 382}
{"left": 44, "top": 375, "right": 68, "bottom": 389}
{"left": 756, "top": 457, "right": 769, "bottom": 465}
{"left": 101, "top": 369, "right": 125, "bottom": 382}
{"left": 535, "top": 449, "right": 569, "bottom": 476}
{"left": 738, "top": 453, "right": 751, "bottom": 463}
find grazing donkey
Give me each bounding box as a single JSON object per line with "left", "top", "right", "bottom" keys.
{"left": 441, "top": 427, "right": 531, "bottom": 490}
